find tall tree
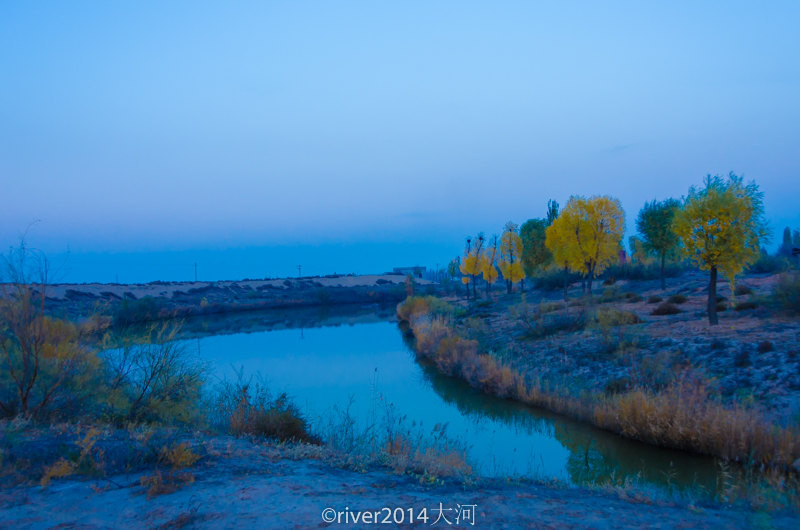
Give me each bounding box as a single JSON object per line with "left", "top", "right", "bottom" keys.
{"left": 459, "top": 234, "right": 484, "bottom": 299}
{"left": 481, "top": 235, "right": 499, "bottom": 297}
{"left": 673, "top": 173, "right": 768, "bottom": 325}
{"left": 545, "top": 195, "right": 626, "bottom": 296}
{"left": 546, "top": 199, "right": 559, "bottom": 226}
{"left": 499, "top": 221, "right": 525, "bottom": 293}
{"left": 636, "top": 198, "right": 681, "bottom": 290}
{"left": 628, "top": 235, "right": 654, "bottom": 265}
{"left": 778, "top": 227, "right": 794, "bottom": 257}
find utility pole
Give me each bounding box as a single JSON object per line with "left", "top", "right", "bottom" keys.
{"left": 194, "top": 263, "right": 197, "bottom": 282}
{"left": 297, "top": 265, "right": 302, "bottom": 278}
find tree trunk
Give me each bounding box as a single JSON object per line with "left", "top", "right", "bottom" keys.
{"left": 708, "top": 266, "right": 719, "bottom": 326}
{"left": 660, "top": 253, "right": 666, "bottom": 291}
{"left": 520, "top": 278, "right": 525, "bottom": 293}
{"left": 563, "top": 265, "right": 569, "bottom": 301}
{"left": 586, "top": 268, "right": 593, "bottom": 299}
{"left": 506, "top": 279, "right": 512, "bottom": 294}
{"left": 472, "top": 275, "right": 477, "bottom": 299}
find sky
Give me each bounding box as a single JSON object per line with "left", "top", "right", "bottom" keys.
{"left": 2, "top": 1, "right": 799, "bottom": 282}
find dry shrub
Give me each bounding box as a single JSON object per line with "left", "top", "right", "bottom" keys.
{"left": 413, "top": 318, "right": 521, "bottom": 399}
{"left": 667, "top": 294, "right": 688, "bottom": 304}
{"left": 102, "top": 323, "right": 205, "bottom": 425}
{"left": 140, "top": 442, "right": 200, "bottom": 498}
{"left": 407, "top": 314, "right": 800, "bottom": 473}
{"left": 39, "top": 426, "right": 105, "bottom": 488}
{"left": 210, "top": 373, "right": 319, "bottom": 444}
{"left": 380, "top": 408, "right": 472, "bottom": 484}
{"left": 396, "top": 296, "right": 453, "bottom": 323}
{"left": 594, "top": 374, "right": 800, "bottom": 467}
{"left": 651, "top": 302, "right": 681, "bottom": 315}
{"left": 0, "top": 281, "right": 103, "bottom": 419}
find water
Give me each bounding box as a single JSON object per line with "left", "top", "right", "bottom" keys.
{"left": 169, "top": 306, "right": 726, "bottom": 495}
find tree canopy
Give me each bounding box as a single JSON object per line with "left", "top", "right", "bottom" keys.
{"left": 636, "top": 198, "right": 681, "bottom": 289}
{"left": 673, "top": 173, "right": 768, "bottom": 325}
{"left": 499, "top": 221, "right": 525, "bottom": 293}
{"left": 545, "top": 195, "right": 625, "bottom": 294}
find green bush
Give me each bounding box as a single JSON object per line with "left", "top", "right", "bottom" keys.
{"left": 647, "top": 295, "right": 663, "bottom": 304}
{"left": 746, "top": 253, "right": 791, "bottom": 274}
{"left": 773, "top": 273, "right": 800, "bottom": 315}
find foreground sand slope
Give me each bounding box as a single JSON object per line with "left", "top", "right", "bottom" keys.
{"left": 2, "top": 437, "right": 794, "bottom": 529}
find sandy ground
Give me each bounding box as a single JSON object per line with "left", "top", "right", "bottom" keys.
{"left": 1, "top": 437, "right": 796, "bottom": 529}
{"left": 36, "top": 274, "right": 431, "bottom": 301}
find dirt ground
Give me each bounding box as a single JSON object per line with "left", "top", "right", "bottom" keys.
{"left": 2, "top": 435, "right": 796, "bottom": 529}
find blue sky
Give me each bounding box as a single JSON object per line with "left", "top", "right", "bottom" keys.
{"left": 2, "top": 1, "right": 798, "bottom": 281}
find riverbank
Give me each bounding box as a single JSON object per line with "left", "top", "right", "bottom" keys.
{"left": 30, "top": 273, "right": 435, "bottom": 325}
{"left": 396, "top": 271, "right": 800, "bottom": 475}
{"left": 2, "top": 424, "right": 796, "bottom": 529}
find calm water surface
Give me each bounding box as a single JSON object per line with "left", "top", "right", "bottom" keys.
{"left": 173, "top": 308, "right": 725, "bottom": 495}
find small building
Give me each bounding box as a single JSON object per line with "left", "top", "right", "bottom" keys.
{"left": 392, "top": 266, "right": 426, "bottom": 278}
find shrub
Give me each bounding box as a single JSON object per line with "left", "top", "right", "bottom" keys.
{"left": 734, "top": 349, "right": 751, "bottom": 368}
{"left": 735, "top": 284, "right": 753, "bottom": 296}
{"left": 734, "top": 301, "right": 758, "bottom": 311}
{"left": 0, "top": 248, "right": 104, "bottom": 420}
{"left": 716, "top": 302, "right": 728, "bottom": 312}
{"left": 647, "top": 295, "right": 663, "bottom": 304}
{"left": 140, "top": 442, "right": 200, "bottom": 498}
{"left": 209, "top": 373, "right": 319, "bottom": 444}
{"left": 532, "top": 268, "right": 582, "bottom": 291}
{"left": 523, "top": 311, "right": 587, "bottom": 339}
{"left": 396, "top": 296, "right": 453, "bottom": 323}
{"left": 773, "top": 273, "right": 800, "bottom": 315}
{"left": 667, "top": 294, "right": 687, "bottom": 304}
{"left": 102, "top": 323, "right": 205, "bottom": 424}
{"left": 651, "top": 302, "right": 681, "bottom": 315}
{"left": 593, "top": 307, "right": 641, "bottom": 326}
{"left": 114, "top": 296, "right": 166, "bottom": 326}
{"left": 624, "top": 292, "right": 644, "bottom": 302}
{"left": 746, "top": 253, "right": 791, "bottom": 274}
{"left": 601, "top": 262, "right": 686, "bottom": 283}
{"left": 757, "top": 341, "right": 774, "bottom": 354}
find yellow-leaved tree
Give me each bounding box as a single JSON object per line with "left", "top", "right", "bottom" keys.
{"left": 481, "top": 234, "right": 499, "bottom": 297}
{"left": 499, "top": 221, "right": 525, "bottom": 293}
{"left": 459, "top": 234, "right": 485, "bottom": 299}
{"left": 672, "top": 173, "right": 767, "bottom": 325}
{"left": 545, "top": 196, "right": 625, "bottom": 297}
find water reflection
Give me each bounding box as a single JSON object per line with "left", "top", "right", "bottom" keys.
{"left": 153, "top": 306, "right": 730, "bottom": 496}
{"left": 417, "top": 359, "right": 721, "bottom": 492}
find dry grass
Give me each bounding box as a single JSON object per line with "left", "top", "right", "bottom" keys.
{"left": 209, "top": 373, "right": 319, "bottom": 444}
{"left": 594, "top": 374, "right": 800, "bottom": 468}
{"left": 139, "top": 442, "right": 200, "bottom": 498}
{"left": 399, "top": 295, "right": 800, "bottom": 476}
